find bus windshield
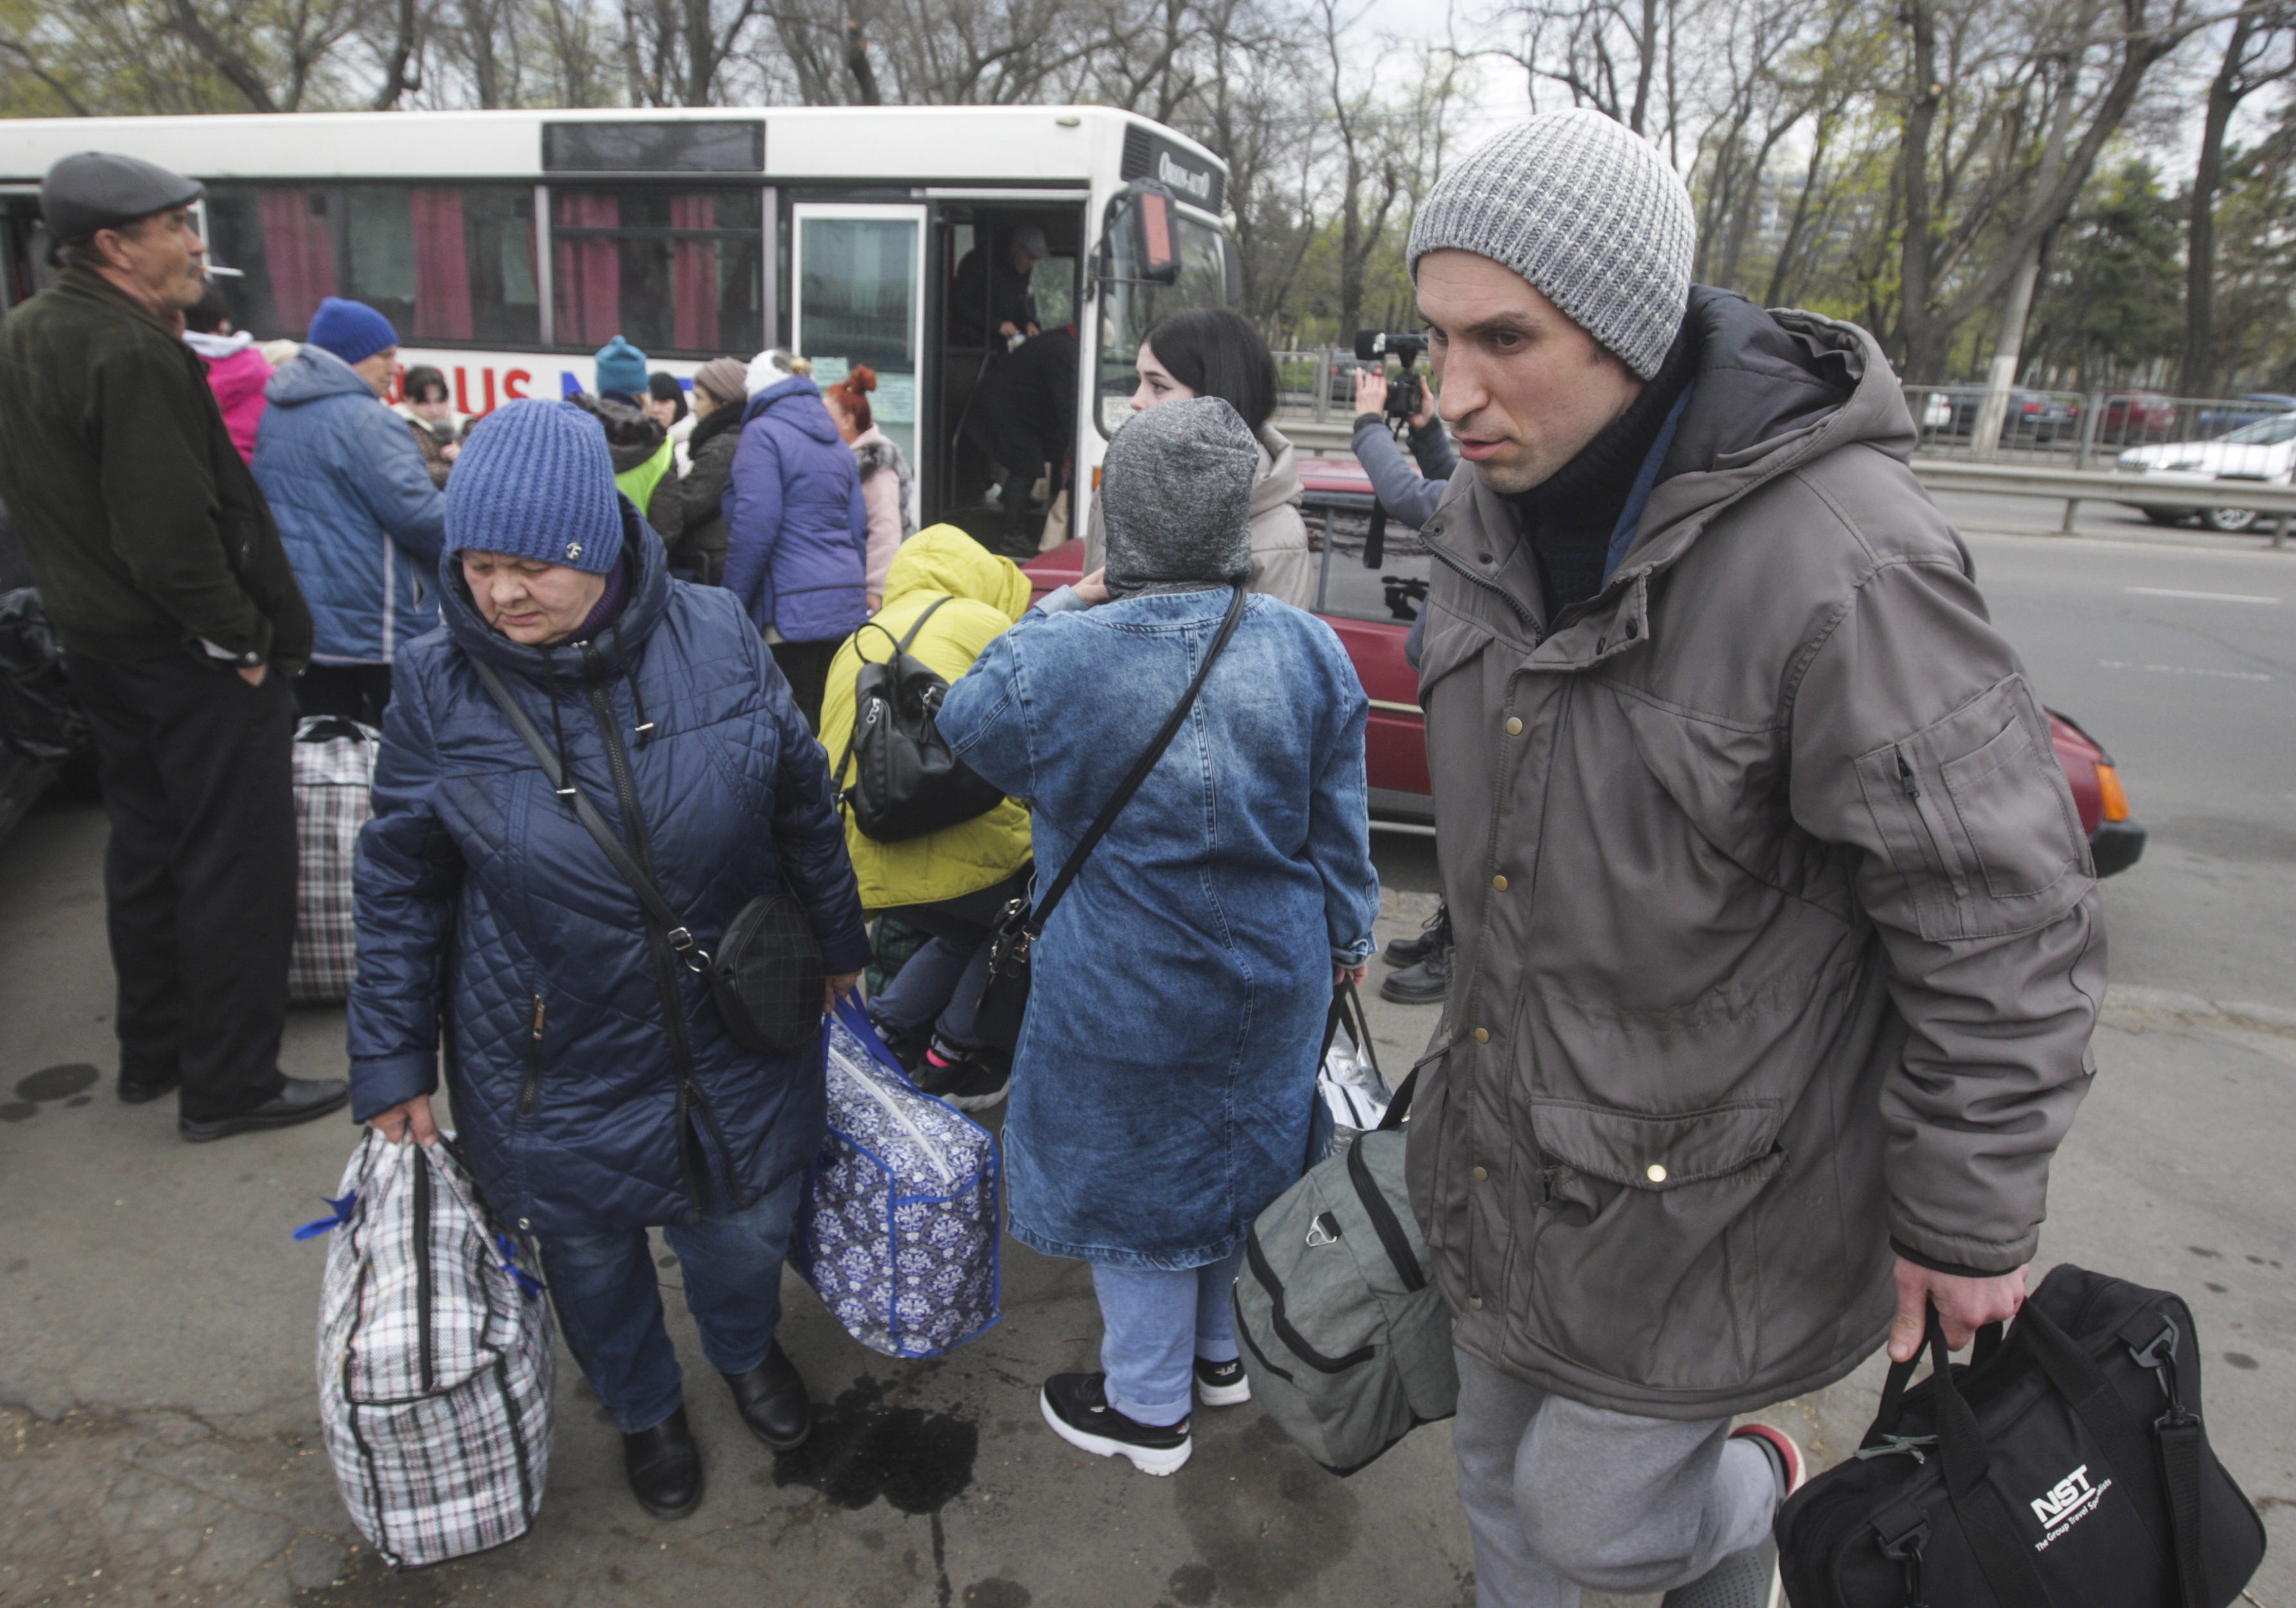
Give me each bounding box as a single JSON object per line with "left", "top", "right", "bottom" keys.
{"left": 1095, "top": 207, "right": 1241, "bottom": 436}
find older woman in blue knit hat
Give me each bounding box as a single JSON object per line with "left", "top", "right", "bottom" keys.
{"left": 347, "top": 398, "right": 871, "bottom": 1521}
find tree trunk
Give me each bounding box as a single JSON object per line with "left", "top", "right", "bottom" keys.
{"left": 370, "top": 0, "right": 422, "bottom": 109}
{"left": 1969, "top": 238, "right": 2043, "bottom": 456}
{"left": 1896, "top": 0, "right": 1944, "bottom": 379}
{"left": 844, "top": 15, "right": 881, "bottom": 103}
{"left": 2183, "top": 11, "right": 2257, "bottom": 400}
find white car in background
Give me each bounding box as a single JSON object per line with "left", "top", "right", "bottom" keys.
{"left": 2114, "top": 411, "right": 2296, "bottom": 533}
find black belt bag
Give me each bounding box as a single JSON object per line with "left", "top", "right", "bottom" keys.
{"left": 973, "top": 585, "right": 1246, "bottom": 1054}
{"left": 1777, "top": 1262, "right": 2265, "bottom": 1608}
{"left": 471, "top": 656, "right": 823, "bottom": 1057}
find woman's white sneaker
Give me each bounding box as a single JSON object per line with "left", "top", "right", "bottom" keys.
{"left": 1040, "top": 1372, "right": 1192, "bottom": 1476}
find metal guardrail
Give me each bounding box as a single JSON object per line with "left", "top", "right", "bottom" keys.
{"left": 1910, "top": 459, "right": 2296, "bottom": 547}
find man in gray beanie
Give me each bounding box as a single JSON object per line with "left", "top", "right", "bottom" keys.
{"left": 1402, "top": 110, "right": 2100, "bottom": 1607}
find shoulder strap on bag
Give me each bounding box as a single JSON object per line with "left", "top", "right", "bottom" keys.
{"left": 1025, "top": 585, "right": 1247, "bottom": 937}
{"left": 469, "top": 655, "right": 712, "bottom": 972}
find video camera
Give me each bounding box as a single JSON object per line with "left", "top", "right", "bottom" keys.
{"left": 1354, "top": 330, "right": 1430, "bottom": 423}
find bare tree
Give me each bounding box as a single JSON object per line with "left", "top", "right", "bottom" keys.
{"left": 2181, "top": 3, "right": 2295, "bottom": 395}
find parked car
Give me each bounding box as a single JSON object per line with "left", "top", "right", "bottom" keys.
{"left": 2113, "top": 411, "right": 2296, "bottom": 533}
{"left": 1024, "top": 456, "right": 2145, "bottom": 877}
{"left": 2194, "top": 392, "right": 2296, "bottom": 438}
{"left": 1926, "top": 385, "right": 2080, "bottom": 444}
{"left": 2097, "top": 391, "right": 2180, "bottom": 445}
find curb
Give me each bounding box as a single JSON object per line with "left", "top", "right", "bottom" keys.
{"left": 2103, "top": 984, "right": 2296, "bottom": 1036}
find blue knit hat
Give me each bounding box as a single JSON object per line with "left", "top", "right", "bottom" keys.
{"left": 307, "top": 297, "right": 398, "bottom": 366}
{"left": 446, "top": 400, "right": 624, "bottom": 575}
{"left": 594, "top": 335, "right": 649, "bottom": 400}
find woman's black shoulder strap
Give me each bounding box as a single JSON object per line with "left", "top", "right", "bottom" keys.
{"left": 1027, "top": 585, "right": 1247, "bottom": 936}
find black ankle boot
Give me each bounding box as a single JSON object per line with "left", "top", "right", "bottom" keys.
{"left": 623, "top": 1406, "right": 703, "bottom": 1519}
{"left": 724, "top": 1342, "right": 812, "bottom": 1451}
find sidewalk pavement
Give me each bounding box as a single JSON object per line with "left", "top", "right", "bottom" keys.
{"left": 3, "top": 803, "right": 2291, "bottom": 1607}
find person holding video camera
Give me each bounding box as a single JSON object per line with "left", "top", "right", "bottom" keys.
{"left": 1351, "top": 361, "right": 1457, "bottom": 530}
{"left": 1351, "top": 359, "right": 1457, "bottom": 1005}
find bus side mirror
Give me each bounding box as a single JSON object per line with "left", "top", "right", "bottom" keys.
{"left": 1095, "top": 183, "right": 1181, "bottom": 290}
{"left": 1129, "top": 187, "right": 1180, "bottom": 285}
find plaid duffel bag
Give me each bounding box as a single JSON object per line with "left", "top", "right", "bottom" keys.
{"left": 289, "top": 715, "right": 379, "bottom": 1004}
{"left": 791, "top": 996, "right": 1001, "bottom": 1359}
{"left": 312, "top": 1131, "right": 556, "bottom": 1570}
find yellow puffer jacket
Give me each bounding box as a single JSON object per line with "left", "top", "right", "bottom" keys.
{"left": 820, "top": 525, "right": 1035, "bottom": 911}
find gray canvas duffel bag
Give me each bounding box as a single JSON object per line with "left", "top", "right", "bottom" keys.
{"left": 1233, "top": 1070, "right": 1457, "bottom": 1475}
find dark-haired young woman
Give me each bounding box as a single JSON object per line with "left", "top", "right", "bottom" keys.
{"left": 1086, "top": 307, "right": 1315, "bottom": 607}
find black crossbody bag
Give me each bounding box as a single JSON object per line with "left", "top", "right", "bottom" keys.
{"left": 834, "top": 595, "right": 1007, "bottom": 844}
{"left": 972, "top": 584, "right": 1247, "bottom": 1053}
{"left": 1777, "top": 1262, "right": 2265, "bottom": 1608}
{"left": 470, "top": 656, "right": 823, "bottom": 1058}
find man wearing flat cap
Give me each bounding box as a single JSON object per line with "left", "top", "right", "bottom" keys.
{"left": 0, "top": 151, "right": 343, "bottom": 1142}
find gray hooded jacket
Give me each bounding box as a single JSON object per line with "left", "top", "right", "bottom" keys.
{"left": 1408, "top": 287, "right": 2102, "bottom": 1419}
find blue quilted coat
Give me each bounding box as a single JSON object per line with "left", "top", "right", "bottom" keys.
{"left": 254, "top": 345, "right": 447, "bottom": 663}
{"left": 347, "top": 510, "right": 872, "bottom": 1237}
{"left": 722, "top": 375, "right": 870, "bottom": 644}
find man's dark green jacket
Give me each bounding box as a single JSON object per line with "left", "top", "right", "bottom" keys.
{"left": 0, "top": 268, "right": 311, "bottom": 670}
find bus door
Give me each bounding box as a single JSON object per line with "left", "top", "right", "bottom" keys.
{"left": 789, "top": 202, "right": 927, "bottom": 535}
{"left": 0, "top": 191, "right": 51, "bottom": 313}
{"left": 929, "top": 200, "right": 1086, "bottom": 558}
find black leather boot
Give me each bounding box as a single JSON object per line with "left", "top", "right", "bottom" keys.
{"left": 622, "top": 1406, "right": 703, "bottom": 1519}
{"left": 1380, "top": 937, "right": 1452, "bottom": 1005}
{"left": 724, "top": 1342, "right": 812, "bottom": 1451}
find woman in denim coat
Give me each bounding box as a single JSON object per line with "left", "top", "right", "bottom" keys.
{"left": 938, "top": 398, "right": 1381, "bottom": 1476}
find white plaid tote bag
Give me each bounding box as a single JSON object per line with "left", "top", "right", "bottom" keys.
{"left": 313, "top": 1131, "right": 556, "bottom": 1569}
{"left": 289, "top": 715, "right": 379, "bottom": 1004}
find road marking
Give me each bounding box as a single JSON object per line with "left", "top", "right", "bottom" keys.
{"left": 2123, "top": 586, "right": 2280, "bottom": 605}
{"left": 2097, "top": 660, "right": 2272, "bottom": 682}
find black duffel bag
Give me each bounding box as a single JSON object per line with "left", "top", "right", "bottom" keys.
{"left": 1778, "top": 1262, "right": 2265, "bottom": 1608}
{"left": 835, "top": 596, "right": 1006, "bottom": 844}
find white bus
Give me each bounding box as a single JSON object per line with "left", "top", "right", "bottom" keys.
{"left": 0, "top": 106, "right": 1238, "bottom": 552}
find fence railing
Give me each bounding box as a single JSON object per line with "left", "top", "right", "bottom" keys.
{"left": 1901, "top": 386, "right": 2296, "bottom": 472}
{"left": 1272, "top": 348, "right": 1357, "bottom": 424}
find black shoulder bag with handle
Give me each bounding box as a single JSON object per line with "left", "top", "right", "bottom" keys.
{"left": 1776, "top": 1261, "right": 2265, "bottom": 1608}
{"left": 972, "top": 584, "right": 1247, "bottom": 1054}
{"left": 469, "top": 656, "right": 823, "bottom": 1058}
{"left": 834, "top": 595, "right": 1008, "bottom": 844}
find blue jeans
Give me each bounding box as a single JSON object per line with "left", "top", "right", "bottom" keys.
{"left": 535, "top": 1171, "right": 805, "bottom": 1435}
{"left": 870, "top": 870, "right": 1029, "bottom": 1052}
{"left": 1090, "top": 1247, "right": 1247, "bottom": 1427}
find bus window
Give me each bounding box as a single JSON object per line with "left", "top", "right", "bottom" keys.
{"left": 205, "top": 183, "right": 539, "bottom": 346}
{"left": 793, "top": 206, "right": 922, "bottom": 465}
{"left": 343, "top": 186, "right": 540, "bottom": 346}
{"left": 553, "top": 187, "right": 762, "bottom": 357}
{"left": 206, "top": 185, "right": 336, "bottom": 336}
{"left": 1094, "top": 205, "right": 1240, "bottom": 436}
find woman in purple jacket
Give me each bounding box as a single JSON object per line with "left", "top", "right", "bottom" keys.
{"left": 723, "top": 350, "right": 869, "bottom": 729}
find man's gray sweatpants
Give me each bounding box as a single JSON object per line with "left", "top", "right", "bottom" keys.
{"left": 1453, "top": 1349, "right": 1778, "bottom": 1608}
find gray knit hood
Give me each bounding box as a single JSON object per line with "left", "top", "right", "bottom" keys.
{"left": 1101, "top": 397, "right": 1258, "bottom": 597}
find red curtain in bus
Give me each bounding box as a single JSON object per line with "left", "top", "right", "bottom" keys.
{"left": 671, "top": 195, "right": 717, "bottom": 352}
{"left": 409, "top": 189, "right": 473, "bottom": 342}
{"left": 258, "top": 189, "right": 336, "bottom": 330}
{"left": 554, "top": 193, "right": 620, "bottom": 348}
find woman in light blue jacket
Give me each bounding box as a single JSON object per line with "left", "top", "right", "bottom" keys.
{"left": 938, "top": 398, "right": 1381, "bottom": 1478}
{"left": 253, "top": 298, "right": 446, "bottom": 724}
